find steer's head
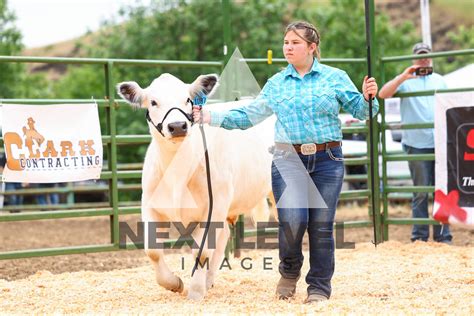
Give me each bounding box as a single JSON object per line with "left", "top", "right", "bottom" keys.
{"left": 117, "top": 73, "right": 218, "bottom": 142}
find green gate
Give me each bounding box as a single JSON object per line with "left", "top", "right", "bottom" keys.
{"left": 0, "top": 53, "right": 378, "bottom": 259}
{"left": 1, "top": 0, "right": 473, "bottom": 260}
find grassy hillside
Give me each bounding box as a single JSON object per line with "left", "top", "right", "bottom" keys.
{"left": 378, "top": 0, "right": 473, "bottom": 52}
{"left": 433, "top": 0, "right": 474, "bottom": 25}
{"left": 22, "top": 33, "right": 94, "bottom": 80}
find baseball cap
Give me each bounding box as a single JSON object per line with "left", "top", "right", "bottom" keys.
{"left": 412, "top": 42, "right": 431, "bottom": 54}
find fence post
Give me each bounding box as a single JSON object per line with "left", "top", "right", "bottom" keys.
{"left": 222, "top": 0, "right": 232, "bottom": 65}
{"left": 379, "top": 61, "right": 390, "bottom": 241}
{"left": 222, "top": 0, "right": 239, "bottom": 256}
{"left": 104, "top": 61, "right": 120, "bottom": 247}
{"left": 367, "top": 0, "right": 383, "bottom": 244}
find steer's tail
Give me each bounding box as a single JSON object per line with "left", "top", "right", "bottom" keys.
{"left": 250, "top": 195, "right": 271, "bottom": 226}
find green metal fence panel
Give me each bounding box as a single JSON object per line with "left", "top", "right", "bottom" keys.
{"left": 0, "top": 44, "right": 472, "bottom": 260}
{"left": 0, "top": 244, "right": 117, "bottom": 260}
{"left": 241, "top": 57, "right": 367, "bottom": 65}
{"left": 379, "top": 47, "right": 474, "bottom": 240}
{"left": 0, "top": 208, "right": 113, "bottom": 222}
{"left": 380, "top": 49, "right": 474, "bottom": 62}
{"left": 0, "top": 55, "right": 224, "bottom": 67}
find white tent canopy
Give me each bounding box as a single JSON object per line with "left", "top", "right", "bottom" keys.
{"left": 443, "top": 64, "right": 474, "bottom": 89}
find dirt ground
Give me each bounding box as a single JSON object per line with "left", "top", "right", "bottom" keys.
{"left": 0, "top": 241, "right": 472, "bottom": 314}
{"left": 0, "top": 203, "right": 473, "bottom": 313}
{"left": 1, "top": 203, "right": 472, "bottom": 282}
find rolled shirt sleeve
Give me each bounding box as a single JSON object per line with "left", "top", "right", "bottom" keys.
{"left": 336, "top": 71, "right": 379, "bottom": 120}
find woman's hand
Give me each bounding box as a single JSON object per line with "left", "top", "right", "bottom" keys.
{"left": 193, "top": 106, "right": 211, "bottom": 124}
{"left": 362, "top": 76, "right": 378, "bottom": 101}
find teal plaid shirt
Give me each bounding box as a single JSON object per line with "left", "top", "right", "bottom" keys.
{"left": 209, "top": 59, "right": 379, "bottom": 144}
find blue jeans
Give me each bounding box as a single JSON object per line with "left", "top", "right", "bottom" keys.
{"left": 5, "top": 182, "right": 23, "bottom": 206}
{"left": 36, "top": 183, "right": 60, "bottom": 205}
{"left": 403, "top": 145, "right": 452, "bottom": 242}
{"left": 271, "top": 146, "right": 344, "bottom": 298}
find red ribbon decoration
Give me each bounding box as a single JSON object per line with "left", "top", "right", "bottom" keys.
{"left": 434, "top": 190, "right": 468, "bottom": 223}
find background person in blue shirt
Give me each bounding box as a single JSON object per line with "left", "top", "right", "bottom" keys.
{"left": 379, "top": 42, "right": 452, "bottom": 244}
{"left": 194, "top": 21, "right": 378, "bottom": 304}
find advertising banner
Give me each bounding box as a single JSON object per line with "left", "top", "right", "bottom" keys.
{"left": 2, "top": 103, "right": 103, "bottom": 183}
{"left": 434, "top": 92, "right": 474, "bottom": 227}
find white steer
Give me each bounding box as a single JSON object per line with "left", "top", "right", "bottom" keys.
{"left": 117, "top": 73, "right": 272, "bottom": 300}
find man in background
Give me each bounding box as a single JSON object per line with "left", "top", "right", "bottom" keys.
{"left": 379, "top": 42, "right": 452, "bottom": 244}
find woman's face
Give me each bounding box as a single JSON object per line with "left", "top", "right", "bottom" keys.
{"left": 283, "top": 30, "right": 315, "bottom": 65}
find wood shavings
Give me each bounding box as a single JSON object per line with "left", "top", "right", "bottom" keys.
{"left": 1, "top": 241, "right": 472, "bottom": 314}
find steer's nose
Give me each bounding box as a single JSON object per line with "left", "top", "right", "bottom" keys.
{"left": 167, "top": 121, "right": 188, "bottom": 137}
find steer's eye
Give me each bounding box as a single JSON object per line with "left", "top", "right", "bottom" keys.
{"left": 151, "top": 100, "right": 158, "bottom": 107}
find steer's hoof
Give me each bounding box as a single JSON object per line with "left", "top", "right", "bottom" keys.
{"left": 187, "top": 282, "right": 206, "bottom": 300}
{"left": 187, "top": 290, "right": 205, "bottom": 301}
{"left": 170, "top": 277, "right": 184, "bottom": 293}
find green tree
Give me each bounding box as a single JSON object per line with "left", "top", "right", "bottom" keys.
{"left": 0, "top": 0, "right": 23, "bottom": 98}
{"left": 84, "top": 0, "right": 419, "bottom": 89}
{"left": 294, "top": 0, "right": 418, "bottom": 85}
{"left": 52, "top": 0, "right": 421, "bottom": 165}
{"left": 437, "top": 25, "right": 474, "bottom": 74}
{"left": 0, "top": 0, "right": 51, "bottom": 100}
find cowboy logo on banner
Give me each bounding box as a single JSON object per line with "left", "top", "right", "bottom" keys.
{"left": 434, "top": 92, "right": 474, "bottom": 227}
{"left": 2, "top": 103, "right": 103, "bottom": 183}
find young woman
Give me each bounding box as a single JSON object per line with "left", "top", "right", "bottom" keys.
{"left": 194, "top": 21, "right": 379, "bottom": 304}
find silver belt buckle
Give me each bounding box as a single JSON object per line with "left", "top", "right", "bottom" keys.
{"left": 300, "top": 143, "right": 317, "bottom": 155}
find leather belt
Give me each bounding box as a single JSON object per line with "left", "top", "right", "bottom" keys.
{"left": 274, "top": 141, "right": 341, "bottom": 155}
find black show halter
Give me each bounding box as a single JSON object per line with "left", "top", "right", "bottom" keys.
{"left": 145, "top": 98, "right": 195, "bottom": 137}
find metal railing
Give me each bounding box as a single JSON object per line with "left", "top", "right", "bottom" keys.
{"left": 0, "top": 56, "right": 223, "bottom": 259}
{"left": 1, "top": 47, "right": 473, "bottom": 259}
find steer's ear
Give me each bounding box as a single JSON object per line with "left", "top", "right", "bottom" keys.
{"left": 116, "top": 81, "right": 145, "bottom": 108}
{"left": 189, "top": 74, "right": 219, "bottom": 98}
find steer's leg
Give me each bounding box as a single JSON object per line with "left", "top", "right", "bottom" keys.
{"left": 187, "top": 194, "right": 231, "bottom": 300}
{"left": 187, "top": 225, "right": 212, "bottom": 300}
{"left": 144, "top": 213, "right": 184, "bottom": 293}
{"left": 206, "top": 222, "right": 230, "bottom": 290}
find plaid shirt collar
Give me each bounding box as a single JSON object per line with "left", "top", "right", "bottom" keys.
{"left": 284, "top": 58, "right": 322, "bottom": 78}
